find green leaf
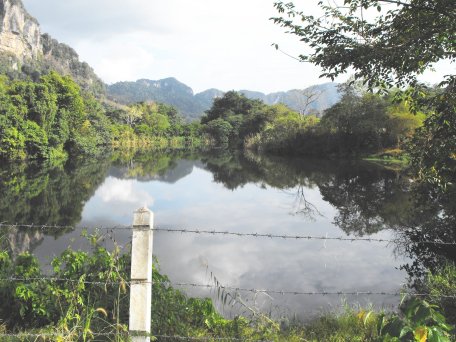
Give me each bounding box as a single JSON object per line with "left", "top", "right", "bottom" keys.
{"left": 363, "top": 310, "right": 373, "bottom": 326}
{"left": 383, "top": 318, "right": 405, "bottom": 337}
{"left": 427, "top": 327, "right": 450, "bottom": 342}
{"left": 399, "top": 326, "right": 413, "bottom": 338}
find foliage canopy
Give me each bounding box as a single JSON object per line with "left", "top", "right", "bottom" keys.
{"left": 272, "top": 0, "right": 455, "bottom": 89}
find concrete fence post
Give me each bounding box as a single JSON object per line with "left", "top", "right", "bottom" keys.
{"left": 129, "top": 207, "right": 154, "bottom": 342}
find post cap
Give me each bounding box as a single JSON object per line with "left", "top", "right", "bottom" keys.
{"left": 133, "top": 207, "right": 153, "bottom": 227}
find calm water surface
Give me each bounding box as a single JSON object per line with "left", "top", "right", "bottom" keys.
{"left": 3, "top": 150, "right": 450, "bottom": 319}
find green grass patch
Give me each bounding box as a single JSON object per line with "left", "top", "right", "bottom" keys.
{"left": 364, "top": 148, "right": 410, "bottom": 169}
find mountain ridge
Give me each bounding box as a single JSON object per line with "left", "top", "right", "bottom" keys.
{"left": 107, "top": 78, "right": 340, "bottom": 121}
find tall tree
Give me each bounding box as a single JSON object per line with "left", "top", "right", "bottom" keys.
{"left": 272, "top": 0, "right": 456, "bottom": 185}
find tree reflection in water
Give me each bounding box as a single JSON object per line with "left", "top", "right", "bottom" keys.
{"left": 201, "top": 150, "right": 455, "bottom": 289}
{"left": 0, "top": 149, "right": 454, "bottom": 291}
{"left": 0, "top": 157, "right": 111, "bottom": 256}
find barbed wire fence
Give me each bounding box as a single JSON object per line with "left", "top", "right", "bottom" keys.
{"left": 1, "top": 223, "right": 455, "bottom": 245}
{"left": 2, "top": 277, "right": 456, "bottom": 298}
{"left": 0, "top": 215, "right": 455, "bottom": 341}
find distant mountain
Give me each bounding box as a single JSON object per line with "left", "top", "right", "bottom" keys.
{"left": 108, "top": 78, "right": 340, "bottom": 121}
{"left": 194, "top": 88, "right": 225, "bottom": 111}
{"left": 107, "top": 78, "right": 207, "bottom": 121}
{"left": 240, "top": 83, "right": 340, "bottom": 116}
{"left": 0, "top": 0, "right": 339, "bottom": 116}
{"left": 0, "top": 0, "right": 104, "bottom": 95}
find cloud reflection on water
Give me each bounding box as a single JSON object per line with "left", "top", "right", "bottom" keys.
{"left": 32, "top": 159, "right": 408, "bottom": 319}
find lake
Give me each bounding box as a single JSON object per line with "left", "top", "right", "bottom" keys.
{"left": 1, "top": 149, "right": 453, "bottom": 320}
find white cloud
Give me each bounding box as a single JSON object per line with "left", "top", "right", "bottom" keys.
{"left": 21, "top": 0, "right": 452, "bottom": 93}
{"left": 22, "top": 0, "right": 337, "bottom": 93}
{"left": 98, "top": 177, "right": 154, "bottom": 206}
{"left": 74, "top": 32, "right": 158, "bottom": 83}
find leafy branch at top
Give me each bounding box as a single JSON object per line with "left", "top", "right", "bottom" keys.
{"left": 271, "top": 0, "right": 455, "bottom": 90}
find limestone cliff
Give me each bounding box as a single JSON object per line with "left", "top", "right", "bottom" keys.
{"left": 0, "top": 0, "right": 41, "bottom": 60}
{"left": 0, "top": 0, "right": 105, "bottom": 95}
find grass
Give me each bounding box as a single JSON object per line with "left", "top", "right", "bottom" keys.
{"left": 0, "top": 309, "right": 375, "bottom": 341}
{"left": 2, "top": 298, "right": 454, "bottom": 341}
{"left": 363, "top": 148, "right": 410, "bottom": 170}
{"left": 300, "top": 309, "right": 379, "bottom": 342}
{"left": 1, "top": 234, "right": 454, "bottom": 341}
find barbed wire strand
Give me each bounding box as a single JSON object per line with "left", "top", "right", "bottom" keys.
{"left": 0, "top": 332, "right": 121, "bottom": 337}
{"left": 154, "top": 335, "right": 246, "bottom": 341}
{"left": 1, "top": 223, "right": 455, "bottom": 246}
{"left": 0, "top": 333, "right": 246, "bottom": 341}
{"left": 152, "top": 227, "right": 456, "bottom": 246}
{"left": 1, "top": 277, "right": 455, "bottom": 299}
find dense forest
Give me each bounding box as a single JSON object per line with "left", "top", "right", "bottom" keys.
{"left": 0, "top": 72, "right": 202, "bottom": 161}
{"left": 1, "top": 68, "right": 453, "bottom": 191}
{"left": 271, "top": 0, "right": 455, "bottom": 187}
{"left": 201, "top": 84, "right": 424, "bottom": 158}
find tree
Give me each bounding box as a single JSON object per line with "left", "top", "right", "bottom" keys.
{"left": 201, "top": 91, "right": 263, "bottom": 124}
{"left": 201, "top": 91, "right": 270, "bottom": 145}
{"left": 291, "top": 86, "right": 323, "bottom": 116}
{"left": 321, "top": 85, "right": 390, "bottom": 153}
{"left": 272, "top": 0, "right": 455, "bottom": 184}
{"left": 385, "top": 100, "right": 424, "bottom": 148}
{"left": 0, "top": 72, "right": 112, "bottom": 160}
{"left": 204, "top": 118, "right": 233, "bottom": 145}
{"left": 123, "top": 106, "right": 143, "bottom": 127}
{"left": 0, "top": 79, "right": 25, "bottom": 160}
{"left": 244, "top": 103, "right": 320, "bottom": 153}
{"left": 40, "top": 72, "right": 89, "bottom": 154}
{"left": 408, "top": 89, "right": 456, "bottom": 186}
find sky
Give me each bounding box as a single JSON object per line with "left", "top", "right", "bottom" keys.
{"left": 21, "top": 0, "right": 452, "bottom": 94}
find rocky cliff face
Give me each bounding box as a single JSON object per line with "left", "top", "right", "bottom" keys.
{"left": 0, "top": 0, "right": 105, "bottom": 95}
{"left": 0, "top": 0, "right": 41, "bottom": 60}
